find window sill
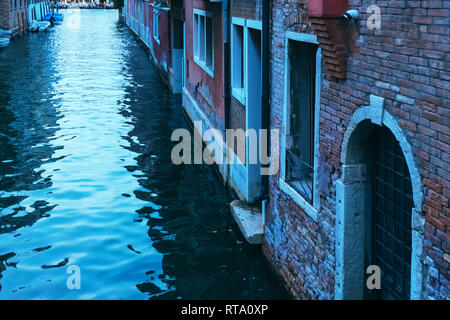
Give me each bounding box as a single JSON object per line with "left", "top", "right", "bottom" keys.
{"left": 279, "top": 178, "right": 318, "bottom": 221}
{"left": 232, "top": 87, "right": 246, "bottom": 105}
{"left": 194, "top": 57, "right": 214, "bottom": 78}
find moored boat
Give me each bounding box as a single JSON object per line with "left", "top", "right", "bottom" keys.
{"left": 38, "top": 21, "right": 51, "bottom": 32}
{"left": 0, "top": 29, "right": 11, "bottom": 48}
{"left": 0, "top": 29, "right": 12, "bottom": 38}
{"left": 29, "top": 20, "right": 39, "bottom": 32}
{"left": 0, "top": 37, "right": 10, "bottom": 48}
{"left": 44, "top": 12, "right": 64, "bottom": 25}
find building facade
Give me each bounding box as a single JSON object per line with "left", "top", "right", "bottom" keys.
{"left": 0, "top": 0, "right": 51, "bottom": 34}
{"left": 29, "top": 0, "right": 50, "bottom": 22}
{"left": 264, "top": 0, "right": 449, "bottom": 300}
{"left": 182, "top": 0, "right": 264, "bottom": 203}
{"left": 226, "top": 0, "right": 264, "bottom": 203}
{"left": 122, "top": 0, "right": 450, "bottom": 300}
{"left": 182, "top": 0, "right": 226, "bottom": 175}
{"left": 0, "top": 0, "right": 29, "bottom": 34}
{"left": 123, "top": 0, "right": 185, "bottom": 93}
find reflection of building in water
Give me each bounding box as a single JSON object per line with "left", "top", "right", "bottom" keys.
{"left": 0, "top": 29, "right": 61, "bottom": 237}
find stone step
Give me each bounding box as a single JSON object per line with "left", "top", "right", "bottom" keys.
{"left": 230, "top": 200, "right": 263, "bottom": 245}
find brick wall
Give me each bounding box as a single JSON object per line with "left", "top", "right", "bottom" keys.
{"left": 230, "top": 0, "right": 262, "bottom": 20}
{"left": 3, "top": 0, "right": 28, "bottom": 34}
{"left": 263, "top": 0, "right": 449, "bottom": 299}
{"left": 0, "top": 0, "right": 11, "bottom": 30}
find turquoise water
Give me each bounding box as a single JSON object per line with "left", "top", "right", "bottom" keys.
{"left": 0, "top": 9, "right": 289, "bottom": 299}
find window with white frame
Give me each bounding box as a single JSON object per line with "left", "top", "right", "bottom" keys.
{"left": 193, "top": 9, "right": 213, "bottom": 76}
{"left": 285, "top": 40, "right": 317, "bottom": 204}
{"left": 153, "top": 10, "right": 160, "bottom": 42}
{"left": 280, "top": 33, "right": 321, "bottom": 217}
{"left": 231, "top": 20, "right": 245, "bottom": 104}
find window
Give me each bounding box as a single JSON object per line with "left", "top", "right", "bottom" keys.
{"left": 285, "top": 40, "right": 317, "bottom": 204}
{"left": 280, "top": 32, "right": 321, "bottom": 219}
{"left": 153, "top": 10, "right": 160, "bottom": 42}
{"left": 193, "top": 9, "right": 213, "bottom": 76}
{"left": 231, "top": 19, "right": 245, "bottom": 104}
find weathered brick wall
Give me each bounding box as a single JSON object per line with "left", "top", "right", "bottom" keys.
{"left": 0, "top": 0, "right": 11, "bottom": 30}
{"left": 230, "top": 0, "right": 262, "bottom": 20}
{"left": 263, "top": 0, "right": 449, "bottom": 299}
{"left": 5, "top": 0, "right": 28, "bottom": 33}
{"left": 263, "top": 0, "right": 335, "bottom": 300}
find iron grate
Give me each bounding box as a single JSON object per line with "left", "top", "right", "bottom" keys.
{"left": 372, "top": 126, "right": 413, "bottom": 300}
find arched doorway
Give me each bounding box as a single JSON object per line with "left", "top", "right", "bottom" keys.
{"left": 335, "top": 96, "right": 426, "bottom": 300}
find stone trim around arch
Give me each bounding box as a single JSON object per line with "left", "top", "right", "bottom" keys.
{"left": 334, "top": 95, "right": 427, "bottom": 300}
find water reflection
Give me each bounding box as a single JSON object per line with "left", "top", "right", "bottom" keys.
{"left": 0, "top": 24, "right": 61, "bottom": 237}
{"left": 0, "top": 9, "right": 289, "bottom": 299}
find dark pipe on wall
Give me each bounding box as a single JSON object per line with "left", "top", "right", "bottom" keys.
{"left": 223, "top": 0, "right": 230, "bottom": 134}
{"left": 261, "top": 0, "right": 271, "bottom": 199}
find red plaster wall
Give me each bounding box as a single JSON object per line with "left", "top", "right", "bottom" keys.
{"left": 184, "top": 0, "right": 225, "bottom": 131}
{"left": 150, "top": 5, "right": 171, "bottom": 73}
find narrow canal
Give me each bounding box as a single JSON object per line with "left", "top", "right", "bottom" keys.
{"left": 0, "top": 10, "right": 289, "bottom": 299}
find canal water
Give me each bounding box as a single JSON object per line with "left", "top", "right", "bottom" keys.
{"left": 0, "top": 10, "right": 289, "bottom": 299}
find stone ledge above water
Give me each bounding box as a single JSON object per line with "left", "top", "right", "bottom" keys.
{"left": 230, "top": 200, "right": 264, "bottom": 245}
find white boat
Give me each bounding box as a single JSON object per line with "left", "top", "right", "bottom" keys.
{"left": 0, "top": 37, "right": 10, "bottom": 48}
{"left": 29, "top": 20, "right": 39, "bottom": 32}
{"left": 38, "top": 21, "right": 51, "bottom": 32}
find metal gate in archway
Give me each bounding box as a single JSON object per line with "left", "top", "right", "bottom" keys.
{"left": 371, "top": 126, "right": 414, "bottom": 300}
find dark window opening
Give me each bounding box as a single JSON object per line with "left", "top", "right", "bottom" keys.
{"left": 286, "top": 41, "right": 317, "bottom": 204}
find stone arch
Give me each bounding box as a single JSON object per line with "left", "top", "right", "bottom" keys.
{"left": 334, "top": 95, "right": 426, "bottom": 300}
